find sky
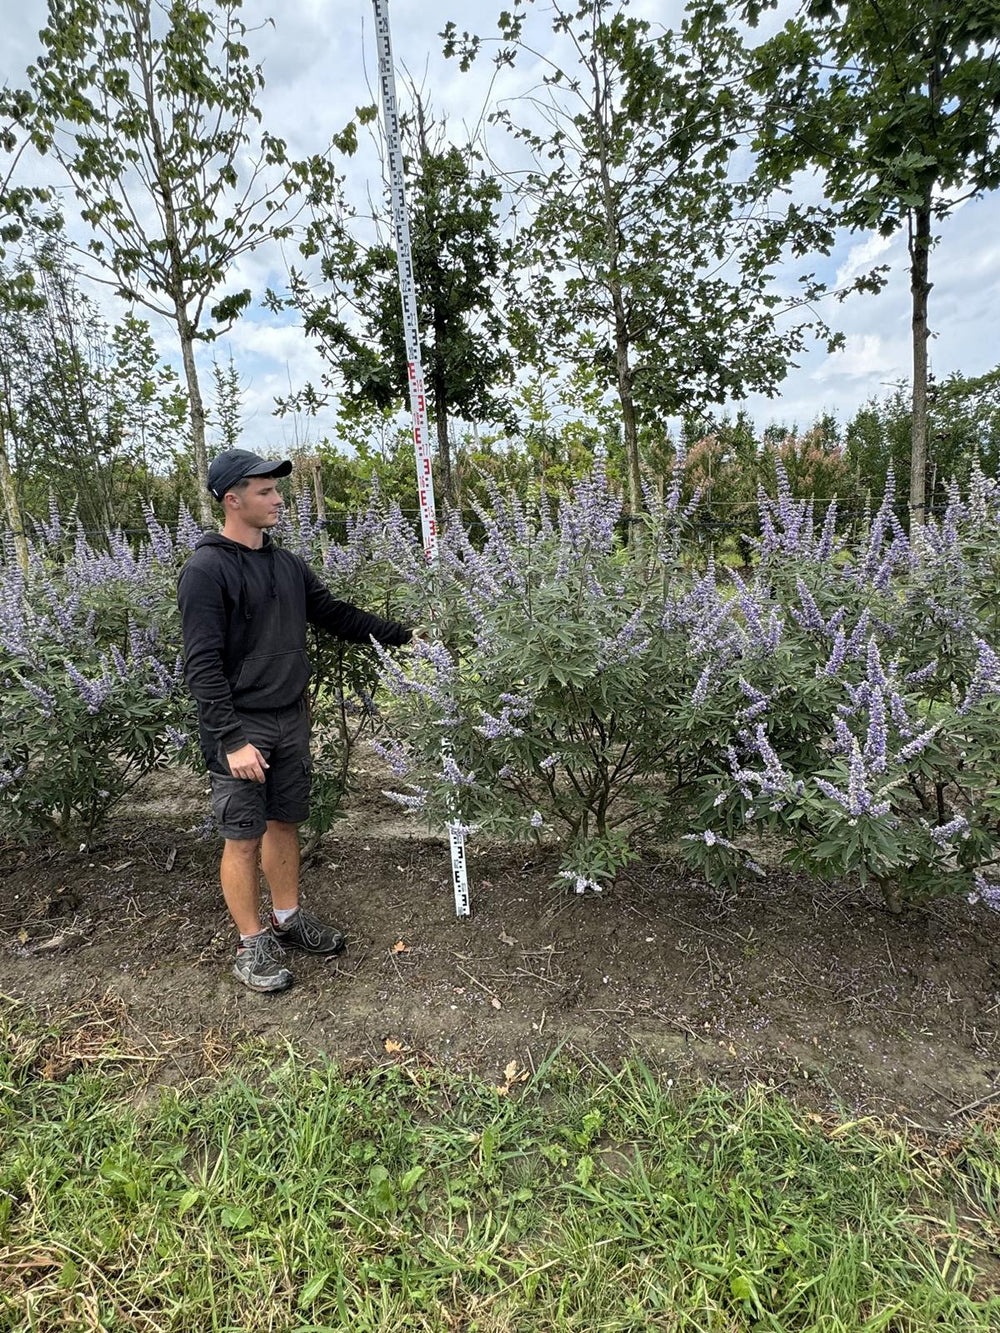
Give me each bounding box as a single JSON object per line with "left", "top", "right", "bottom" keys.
{"left": 4, "top": 0, "right": 1000, "bottom": 454}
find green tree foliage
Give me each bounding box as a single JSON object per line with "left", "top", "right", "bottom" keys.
{"left": 277, "top": 99, "right": 513, "bottom": 509}
{"left": 0, "top": 236, "right": 188, "bottom": 532}
{"left": 0, "top": 93, "right": 61, "bottom": 569}
{"left": 734, "top": 0, "right": 1000, "bottom": 526}
{"left": 845, "top": 368, "right": 1000, "bottom": 516}
{"left": 210, "top": 354, "right": 244, "bottom": 454}
{"left": 444, "top": 1, "right": 842, "bottom": 521}
{"left": 25, "top": 0, "right": 346, "bottom": 522}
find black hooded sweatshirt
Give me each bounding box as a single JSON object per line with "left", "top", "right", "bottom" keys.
{"left": 177, "top": 532, "right": 410, "bottom": 754}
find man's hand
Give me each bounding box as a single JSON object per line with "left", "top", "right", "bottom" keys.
{"left": 408, "top": 625, "right": 429, "bottom": 647}
{"left": 226, "top": 743, "right": 270, "bottom": 783}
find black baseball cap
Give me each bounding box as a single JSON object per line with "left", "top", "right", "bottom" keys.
{"left": 207, "top": 448, "right": 292, "bottom": 500}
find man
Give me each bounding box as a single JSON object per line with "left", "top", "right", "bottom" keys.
{"left": 177, "top": 448, "right": 413, "bottom": 993}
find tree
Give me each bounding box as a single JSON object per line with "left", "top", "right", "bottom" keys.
{"left": 0, "top": 91, "right": 61, "bottom": 569}
{"left": 444, "top": 1, "right": 841, "bottom": 523}
{"left": 0, "top": 235, "right": 188, "bottom": 533}
{"left": 211, "top": 353, "right": 244, "bottom": 453}
{"left": 734, "top": 0, "right": 1000, "bottom": 525}
{"left": 25, "top": 0, "right": 345, "bottom": 523}
{"left": 276, "top": 99, "right": 514, "bottom": 510}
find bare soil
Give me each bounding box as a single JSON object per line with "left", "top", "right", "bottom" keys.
{"left": 2, "top": 764, "right": 999, "bottom": 1126}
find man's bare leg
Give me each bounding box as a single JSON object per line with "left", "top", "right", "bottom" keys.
{"left": 220, "top": 837, "right": 263, "bottom": 937}
{"left": 263, "top": 819, "right": 345, "bottom": 955}
{"left": 261, "top": 820, "right": 300, "bottom": 912}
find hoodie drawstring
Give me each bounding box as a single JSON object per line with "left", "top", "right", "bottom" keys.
{"left": 236, "top": 547, "right": 252, "bottom": 621}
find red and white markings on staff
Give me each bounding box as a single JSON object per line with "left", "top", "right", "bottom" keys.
{"left": 372, "top": 0, "right": 470, "bottom": 916}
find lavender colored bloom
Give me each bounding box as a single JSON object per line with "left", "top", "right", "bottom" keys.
{"left": 864, "top": 687, "right": 888, "bottom": 773}
{"left": 692, "top": 663, "right": 713, "bottom": 705}
{"left": 817, "top": 500, "right": 838, "bottom": 561}
{"left": 968, "top": 873, "right": 1000, "bottom": 911}
{"left": 821, "top": 629, "right": 847, "bottom": 678}
{"left": 832, "top": 715, "right": 855, "bottom": 755}
{"left": 65, "top": 661, "right": 115, "bottom": 714}
{"left": 371, "top": 737, "right": 411, "bottom": 778}
{"left": 817, "top": 739, "right": 891, "bottom": 818}
{"left": 739, "top": 679, "right": 767, "bottom": 705}
{"left": 448, "top": 819, "right": 479, "bottom": 839}
{"left": 930, "top": 815, "right": 969, "bottom": 844}
{"left": 476, "top": 710, "right": 525, "bottom": 740}
{"left": 143, "top": 503, "right": 175, "bottom": 565}
{"left": 14, "top": 672, "right": 56, "bottom": 717}
{"left": 958, "top": 637, "right": 1000, "bottom": 714}
{"left": 442, "top": 755, "right": 475, "bottom": 786}
{"left": 682, "top": 830, "right": 737, "bottom": 851}
{"left": 761, "top": 609, "right": 784, "bottom": 655}
{"left": 530, "top": 811, "right": 543, "bottom": 828}
{"left": 0, "top": 762, "right": 26, "bottom": 790}
{"left": 790, "top": 579, "right": 825, "bottom": 632}
{"left": 165, "top": 727, "right": 189, "bottom": 751}
{"left": 558, "top": 870, "right": 602, "bottom": 895}
{"left": 383, "top": 788, "right": 428, "bottom": 811}
{"left": 887, "top": 689, "right": 913, "bottom": 738}
{"left": 896, "top": 723, "right": 941, "bottom": 763}
{"left": 539, "top": 753, "right": 559, "bottom": 771}
{"left": 175, "top": 501, "right": 203, "bottom": 551}
{"left": 37, "top": 493, "right": 62, "bottom": 544}
{"left": 904, "top": 659, "right": 938, "bottom": 686}
{"left": 598, "top": 607, "right": 649, "bottom": 667}
{"left": 844, "top": 610, "right": 871, "bottom": 660}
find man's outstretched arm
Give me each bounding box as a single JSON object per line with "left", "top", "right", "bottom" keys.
{"left": 301, "top": 562, "right": 412, "bottom": 646}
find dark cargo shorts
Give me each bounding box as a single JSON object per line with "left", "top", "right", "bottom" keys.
{"left": 203, "top": 701, "right": 311, "bottom": 840}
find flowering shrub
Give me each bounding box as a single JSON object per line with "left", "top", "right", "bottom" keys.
{"left": 370, "top": 459, "right": 1000, "bottom": 909}
{"left": 4, "top": 462, "right": 999, "bottom": 917}
{"left": 680, "top": 464, "right": 1000, "bottom": 910}
{"left": 0, "top": 507, "right": 195, "bottom": 842}
{"left": 280, "top": 482, "right": 426, "bottom": 846}
{"left": 368, "top": 458, "right": 740, "bottom": 889}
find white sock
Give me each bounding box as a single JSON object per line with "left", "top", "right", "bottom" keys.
{"left": 272, "top": 905, "right": 299, "bottom": 926}
{"left": 238, "top": 929, "right": 266, "bottom": 949}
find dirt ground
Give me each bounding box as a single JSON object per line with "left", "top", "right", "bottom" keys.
{"left": 2, "top": 763, "right": 999, "bottom": 1128}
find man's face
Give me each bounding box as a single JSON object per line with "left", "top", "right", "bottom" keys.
{"left": 229, "top": 476, "right": 284, "bottom": 528}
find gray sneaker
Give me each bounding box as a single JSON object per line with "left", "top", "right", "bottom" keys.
{"left": 271, "top": 906, "right": 346, "bottom": 956}
{"left": 233, "top": 931, "right": 293, "bottom": 992}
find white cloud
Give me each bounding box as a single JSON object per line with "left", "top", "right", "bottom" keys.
{"left": 834, "top": 231, "right": 894, "bottom": 290}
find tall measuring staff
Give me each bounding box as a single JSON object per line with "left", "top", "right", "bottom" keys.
{"left": 371, "top": 0, "right": 471, "bottom": 917}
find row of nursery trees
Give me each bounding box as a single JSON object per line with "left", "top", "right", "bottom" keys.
{"left": 3, "top": 234, "right": 1000, "bottom": 542}
{"left": 3, "top": 0, "right": 1000, "bottom": 546}
{"left": 2, "top": 458, "right": 999, "bottom": 916}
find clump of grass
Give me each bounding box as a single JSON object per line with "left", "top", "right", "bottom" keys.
{"left": 0, "top": 1007, "right": 997, "bottom": 1332}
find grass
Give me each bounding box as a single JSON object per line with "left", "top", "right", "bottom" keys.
{"left": 0, "top": 1005, "right": 998, "bottom": 1332}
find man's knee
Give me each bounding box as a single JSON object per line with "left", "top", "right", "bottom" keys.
{"left": 265, "top": 819, "right": 300, "bottom": 836}
{"left": 223, "top": 834, "right": 261, "bottom": 859}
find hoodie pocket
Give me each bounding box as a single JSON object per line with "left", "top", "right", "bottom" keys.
{"left": 232, "top": 650, "right": 311, "bottom": 707}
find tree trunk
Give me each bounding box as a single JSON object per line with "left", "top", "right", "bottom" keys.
{"left": 908, "top": 196, "right": 933, "bottom": 530}
{"left": 431, "top": 352, "right": 454, "bottom": 511}
{"left": 589, "top": 53, "right": 643, "bottom": 530}
{"left": 0, "top": 418, "right": 28, "bottom": 572}
{"left": 177, "top": 306, "right": 212, "bottom": 526}
{"left": 611, "top": 281, "right": 644, "bottom": 525}
{"left": 312, "top": 455, "right": 329, "bottom": 557}
{"left": 133, "top": 14, "right": 213, "bottom": 527}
